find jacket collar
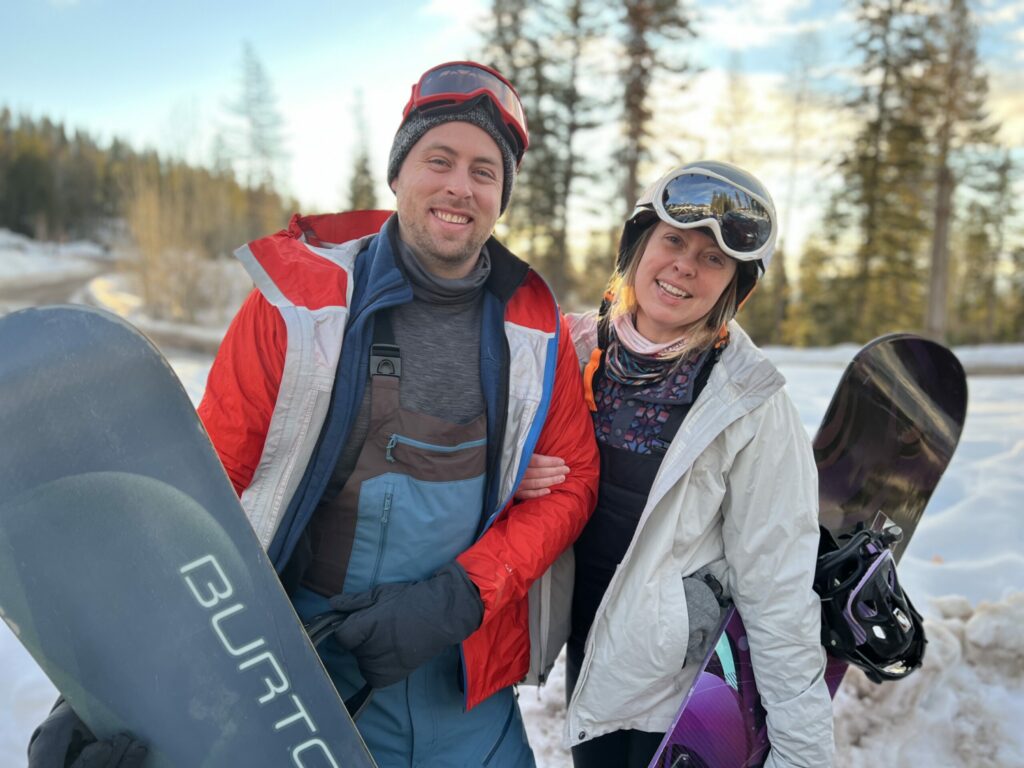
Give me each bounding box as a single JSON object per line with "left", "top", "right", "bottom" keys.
{"left": 644, "top": 322, "right": 785, "bottom": 510}
{"left": 384, "top": 214, "right": 530, "bottom": 305}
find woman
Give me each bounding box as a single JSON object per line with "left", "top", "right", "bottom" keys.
{"left": 521, "top": 161, "right": 834, "bottom": 767}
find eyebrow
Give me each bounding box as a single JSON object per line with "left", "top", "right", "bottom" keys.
{"left": 421, "top": 142, "right": 500, "bottom": 166}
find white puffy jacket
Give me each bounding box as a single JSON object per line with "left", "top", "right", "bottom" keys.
{"left": 564, "top": 313, "right": 834, "bottom": 768}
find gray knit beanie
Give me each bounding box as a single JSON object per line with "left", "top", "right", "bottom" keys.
{"left": 387, "top": 103, "right": 517, "bottom": 213}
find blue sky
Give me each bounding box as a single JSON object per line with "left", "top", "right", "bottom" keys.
{"left": 1, "top": 0, "right": 489, "bottom": 209}
{"left": 1, "top": 0, "right": 1022, "bottom": 247}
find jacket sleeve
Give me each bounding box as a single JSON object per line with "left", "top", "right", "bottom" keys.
{"left": 197, "top": 289, "right": 286, "bottom": 495}
{"left": 720, "top": 392, "right": 835, "bottom": 768}
{"left": 457, "top": 313, "right": 599, "bottom": 619}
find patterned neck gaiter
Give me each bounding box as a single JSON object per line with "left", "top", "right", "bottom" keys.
{"left": 605, "top": 314, "right": 690, "bottom": 387}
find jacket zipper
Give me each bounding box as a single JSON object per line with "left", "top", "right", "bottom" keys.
{"left": 385, "top": 434, "right": 487, "bottom": 463}
{"left": 482, "top": 697, "right": 516, "bottom": 765}
{"left": 370, "top": 486, "right": 393, "bottom": 588}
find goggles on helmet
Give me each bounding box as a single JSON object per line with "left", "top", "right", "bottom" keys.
{"left": 403, "top": 61, "right": 529, "bottom": 166}
{"left": 643, "top": 165, "right": 776, "bottom": 263}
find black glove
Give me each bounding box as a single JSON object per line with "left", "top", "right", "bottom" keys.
{"left": 28, "top": 699, "right": 147, "bottom": 768}
{"left": 328, "top": 562, "right": 484, "bottom": 688}
{"left": 682, "top": 569, "right": 726, "bottom": 668}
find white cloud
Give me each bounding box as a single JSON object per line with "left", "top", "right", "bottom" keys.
{"left": 976, "top": 0, "right": 1024, "bottom": 25}
{"left": 420, "top": 0, "right": 489, "bottom": 57}
{"left": 990, "top": 72, "right": 1024, "bottom": 145}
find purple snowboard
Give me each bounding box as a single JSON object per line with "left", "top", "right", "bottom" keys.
{"left": 651, "top": 333, "right": 968, "bottom": 768}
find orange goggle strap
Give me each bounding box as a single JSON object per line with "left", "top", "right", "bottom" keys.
{"left": 583, "top": 347, "right": 603, "bottom": 412}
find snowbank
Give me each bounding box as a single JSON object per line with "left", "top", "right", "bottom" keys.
{"left": 833, "top": 593, "right": 1024, "bottom": 768}
{"left": 765, "top": 342, "right": 1024, "bottom": 375}
{"left": 0, "top": 229, "right": 108, "bottom": 285}
{"left": 520, "top": 593, "right": 1024, "bottom": 768}
{"left": 76, "top": 263, "right": 251, "bottom": 354}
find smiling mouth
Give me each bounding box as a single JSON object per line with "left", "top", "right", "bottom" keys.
{"left": 657, "top": 280, "right": 691, "bottom": 299}
{"left": 432, "top": 209, "right": 471, "bottom": 225}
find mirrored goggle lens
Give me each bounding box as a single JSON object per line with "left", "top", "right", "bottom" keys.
{"left": 418, "top": 65, "right": 526, "bottom": 128}
{"left": 661, "top": 174, "right": 773, "bottom": 254}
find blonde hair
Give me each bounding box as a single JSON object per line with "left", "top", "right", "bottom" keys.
{"left": 603, "top": 223, "right": 740, "bottom": 362}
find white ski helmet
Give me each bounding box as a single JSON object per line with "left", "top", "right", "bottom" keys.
{"left": 617, "top": 160, "right": 778, "bottom": 305}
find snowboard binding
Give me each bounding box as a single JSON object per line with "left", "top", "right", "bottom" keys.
{"left": 815, "top": 524, "right": 926, "bottom": 683}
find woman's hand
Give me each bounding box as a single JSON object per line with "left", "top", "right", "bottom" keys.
{"left": 515, "top": 453, "right": 569, "bottom": 500}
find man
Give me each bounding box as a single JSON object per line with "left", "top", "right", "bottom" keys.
{"left": 29, "top": 61, "right": 599, "bottom": 768}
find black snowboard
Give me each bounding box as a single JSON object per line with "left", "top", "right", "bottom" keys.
{"left": 652, "top": 333, "right": 968, "bottom": 767}
{"left": 0, "top": 306, "right": 377, "bottom": 768}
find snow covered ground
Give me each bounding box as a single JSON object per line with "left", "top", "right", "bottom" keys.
{"left": 0, "top": 229, "right": 110, "bottom": 279}
{"left": 2, "top": 231, "right": 1022, "bottom": 766}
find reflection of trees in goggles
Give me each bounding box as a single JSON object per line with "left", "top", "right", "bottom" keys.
{"left": 661, "top": 176, "right": 773, "bottom": 253}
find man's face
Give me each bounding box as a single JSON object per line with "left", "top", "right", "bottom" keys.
{"left": 393, "top": 121, "right": 503, "bottom": 279}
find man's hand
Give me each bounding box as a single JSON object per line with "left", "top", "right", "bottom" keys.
{"left": 514, "top": 453, "right": 568, "bottom": 500}
{"left": 329, "top": 562, "right": 484, "bottom": 689}
{"left": 28, "top": 699, "right": 147, "bottom": 768}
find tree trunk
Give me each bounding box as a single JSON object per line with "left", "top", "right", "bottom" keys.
{"left": 925, "top": 163, "right": 954, "bottom": 341}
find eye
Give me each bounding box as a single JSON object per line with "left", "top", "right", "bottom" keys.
{"left": 704, "top": 251, "right": 727, "bottom": 267}
{"left": 474, "top": 166, "right": 498, "bottom": 181}
{"left": 428, "top": 156, "right": 451, "bottom": 168}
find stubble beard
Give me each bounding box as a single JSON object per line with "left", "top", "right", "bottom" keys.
{"left": 401, "top": 217, "right": 490, "bottom": 279}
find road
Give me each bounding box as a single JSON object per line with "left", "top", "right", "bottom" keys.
{"left": 0, "top": 267, "right": 104, "bottom": 316}
{"left": 0, "top": 268, "right": 222, "bottom": 355}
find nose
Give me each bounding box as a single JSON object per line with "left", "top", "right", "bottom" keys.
{"left": 673, "top": 249, "right": 698, "bottom": 276}
{"left": 445, "top": 167, "right": 473, "bottom": 199}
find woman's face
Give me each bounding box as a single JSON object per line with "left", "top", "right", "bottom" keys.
{"left": 632, "top": 222, "right": 738, "bottom": 343}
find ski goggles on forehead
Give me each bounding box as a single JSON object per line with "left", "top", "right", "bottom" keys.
{"left": 404, "top": 61, "right": 529, "bottom": 162}
{"left": 651, "top": 169, "right": 775, "bottom": 261}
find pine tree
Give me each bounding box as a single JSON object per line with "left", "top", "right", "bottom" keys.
{"left": 480, "top": 0, "right": 531, "bottom": 242}
{"left": 614, "top": 0, "right": 697, "bottom": 216}
{"left": 481, "top": 0, "right": 605, "bottom": 299}
{"left": 346, "top": 91, "right": 378, "bottom": 211}
{"left": 226, "top": 41, "right": 287, "bottom": 234}
{"left": 829, "top": 0, "right": 936, "bottom": 341}
{"left": 953, "top": 150, "right": 1018, "bottom": 342}
{"left": 715, "top": 52, "right": 751, "bottom": 166}
{"left": 774, "top": 31, "right": 825, "bottom": 346}
{"left": 921, "top": 0, "right": 998, "bottom": 341}
{"left": 991, "top": 155, "right": 1021, "bottom": 341}
{"left": 784, "top": 239, "right": 841, "bottom": 347}
{"left": 1007, "top": 244, "right": 1024, "bottom": 341}
{"left": 4, "top": 125, "right": 56, "bottom": 238}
